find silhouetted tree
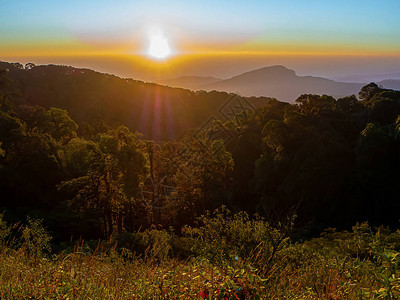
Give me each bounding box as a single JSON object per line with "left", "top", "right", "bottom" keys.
{"left": 358, "top": 82, "right": 380, "bottom": 101}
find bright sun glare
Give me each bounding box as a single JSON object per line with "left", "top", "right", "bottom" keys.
{"left": 148, "top": 34, "right": 171, "bottom": 60}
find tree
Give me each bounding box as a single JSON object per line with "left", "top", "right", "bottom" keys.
{"left": 252, "top": 96, "right": 355, "bottom": 227}
{"left": 24, "top": 63, "right": 36, "bottom": 70}
{"left": 166, "top": 133, "right": 234, "bottom": 227}
{"left": 295, "top": 94, "right": 336, "bottom": 116}
{"left": 39, "top": 108, "right": 78, "bottom": 144}
{"left": 0, "top": 69, "right": 19, "bottom": 113}
{"left": 0, "top": 142, "right": 4, "bottom": 158}
{"left": 358, "top": 82, "right": 380, "bottom": 101}
{"left": 58, "top": 126, "right": 147, "bottom": 237}
{"left": 336, "top": 95, "right": 363, "bottom": 114}
{"left": 60, "top": 138, "right": 97, "bottom": 178}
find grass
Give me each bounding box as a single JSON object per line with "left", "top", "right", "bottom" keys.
{"left": 1, "top": 212, "right": 400, "bottom": 299}
{"left": 0, "top": 248, "right": 264, "bottom": 299}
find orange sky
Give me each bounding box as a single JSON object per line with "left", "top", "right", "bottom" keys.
{"left": 2, "top": 53, "right": 399, "bottom": 83}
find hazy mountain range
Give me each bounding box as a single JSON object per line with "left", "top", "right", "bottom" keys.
{"left": 158, "top": 76, "right": 222, "bottom": 90}
{"left": 331, "top": 72, "right": 400, "bottom": 83}
{"left": 159, "top": 65, "right": 400, "bottom": 102}
{"left": 377, "top": 79, "right": 400, "bottom": 90}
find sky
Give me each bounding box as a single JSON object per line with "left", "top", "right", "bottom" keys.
{"left": 1, "top": 0, "right": 400, "bottom": 80}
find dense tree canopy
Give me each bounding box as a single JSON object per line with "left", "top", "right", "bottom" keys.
{"left": 1, "top": 63, "right": 400, "bottom": 241}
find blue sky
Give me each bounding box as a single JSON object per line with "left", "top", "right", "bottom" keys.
{"left": 1, "top": 0, "right": 400, "bottom": 53}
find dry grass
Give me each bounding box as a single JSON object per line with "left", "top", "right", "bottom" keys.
{"left": 0, "top": 217, "right": 398, "bottom": 299}
{"left": 0, "top": 242, "right": 389, "bottom": 299}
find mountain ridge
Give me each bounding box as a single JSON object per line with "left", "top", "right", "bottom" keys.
{"left": 159, "top": 65, "right": 400, "bottom": 102}
{"left": 331, "top": 72, "right": 400, "bottom": 83}
{"left": 157, "top": 75, "right": 222, "bottom": 90}
{"left": 0, "top": 61, "right": 274, "bottom": 140}
{"left": 159, "top": 66, "right": 364, "bottom": 102}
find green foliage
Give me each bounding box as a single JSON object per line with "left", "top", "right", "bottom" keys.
{"left": 373, "top": 250, "right": 400, "bottom": 299}
{"left": 141, "top": 229, "right": 172, "bottom": 261}
{"left": 0, "top": 141, "right": 4, "bottom": 157}
{"left": 359, "top": 82, "right": 381, "bottom": 101}
{"left": 183, "top": 208, "right": 291, "bottom": 270}
{"left": 170, "top": 136, "right": 234, "bottom": 223}
{"left": 0, "top": 213, "right": 11, "bottom": 244}
{"left": 21, "top": 217, "right": 52, "bottom": 259}
{"left": 2, "top": 218, "right": 400, "bottom": 298}
{"left": 40, "top": 107, "right": 78, "bottom": 143}
{"left": 58, "top": 126, "right": 148, "bottom": 238}
{"left": 59, "top": 137, "right": 97, "bottom": 177}
{"left": 2, "top": 62, "right": 400, "bottom": 261}
{"left": 0, "top": 110, "right": 25, "bottom": 147}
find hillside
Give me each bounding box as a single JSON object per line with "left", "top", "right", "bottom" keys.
{"left": 0, "top": 61, "right": 272, "bottom": 140}
{"left": 2, "top": 60, "right": 400, "bottom": 247}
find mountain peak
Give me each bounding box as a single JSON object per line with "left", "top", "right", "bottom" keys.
{"left": 230, "top": 65, "right": 296, "bottom": 80}
{"left": 254, "top": 65, "right": 296, "bottom": 74}
{"left": 260, "top": 65, "right": 293, "bottom": 71}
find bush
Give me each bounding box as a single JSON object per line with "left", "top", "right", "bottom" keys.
{"left": 114, "top": 229, "right": 173, "bottom": 262}
{"left": 183, "top": 207, "right": 292, "bottom": 271}
{"left": 0, "top": 213, "right": 11, "bottom": 245}
{"left": 20, "top": 217, "right": 52, "bottom": 260}
{"left": 141, "top": 229, "right": 172, "bottom": 262}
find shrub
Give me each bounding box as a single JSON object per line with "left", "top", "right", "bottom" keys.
{"left": 141, "top": 229, "right": 172, "bottom": 262}
{"left": 183, "top": 207, "right": 292, "bottom": 271}
{"left": 0, "top": 213, "right": 11, "bottom": 245}
{"left": 20, "top": 217, "right": 52, "bottom": 260}
{"left": 114, "top": 229, "right": 174, "bottom": 262}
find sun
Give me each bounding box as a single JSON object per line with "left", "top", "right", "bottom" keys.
{"left": 148, "top": 33, "right": 171, "bottom": 60}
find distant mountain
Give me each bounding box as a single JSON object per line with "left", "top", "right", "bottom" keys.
{"left": 163, "top": 66, "right": 364, "bottom": 102}
{"left": 378, "top": 79, "right": 400, "bottom": 90}
{"left": 158, "top": 76, "right": 222, "bottom": 90}
{"left": 332, "top": 72, "right": 400, "bottom": 84}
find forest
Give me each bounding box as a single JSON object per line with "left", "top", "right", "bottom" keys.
{"left": 1, "top": 62, "right": 400, "bottom": 298}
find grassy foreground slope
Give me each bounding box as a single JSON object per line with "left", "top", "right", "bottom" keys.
{"left": 1, "top": 212, "right": 400, "bottom": 299}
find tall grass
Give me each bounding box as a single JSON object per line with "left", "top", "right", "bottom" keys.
{"left": 1, "top": 212, "right": 400, "bottom": 299}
